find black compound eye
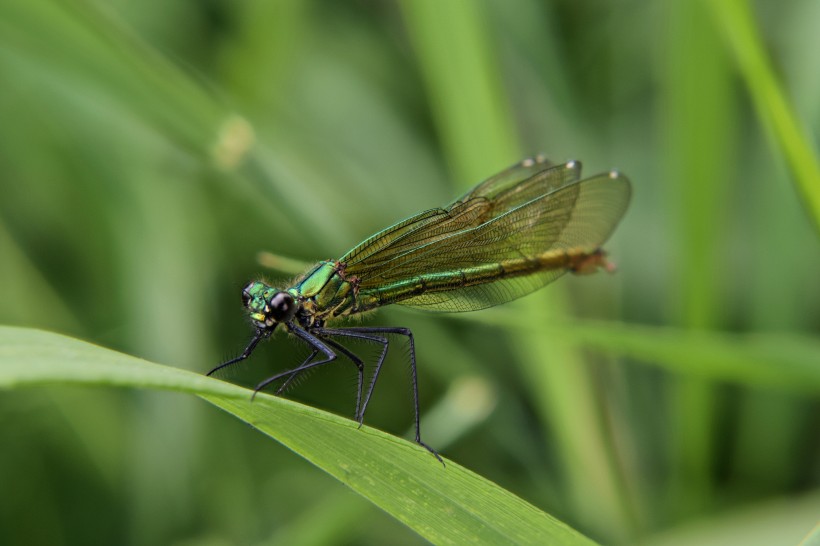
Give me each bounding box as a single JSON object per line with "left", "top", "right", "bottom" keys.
{"left": 269, "top": 292, "right": 296, "bottom": 322}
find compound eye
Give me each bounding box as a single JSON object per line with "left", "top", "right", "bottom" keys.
{"left": 241, "top": 282, "right": 256, "bottom": 307}
{"left": 269, "top": 292, "right": 296, "bottom": 322}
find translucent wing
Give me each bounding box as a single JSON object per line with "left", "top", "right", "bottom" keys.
{"left": 399, "top": 172, "right": 630, "bottom": 311}
{"left": 452, "top": 154, "right": 557, "bottom": 203}
{"left": 342, "top": 159, "right": 579, "bottom": 272}
{"left": 340, "top": 161, "right": 630, "bottom": 312}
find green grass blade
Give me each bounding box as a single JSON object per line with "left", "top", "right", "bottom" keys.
{"left": 463, "top": 315, "right": 820, "bottom": 395}
{"left": 399, "top": 0, "right": 518, "bottom": 184}
{"left": 0, "top": 326, "right": 598, "bottom": 546}
{"left": 565, "top": 322, "right": 820, "bottom": 395}
{"left": 0, "top": 0, "right": 229, "bottom": 156}
{"left": 709, "top": 0, "right": 820, "bottom": 233}
{"left": 662, "top": 0, "right": 735, "bottom": 516}
{"left": 642, "top": 489, "right": 820, "bottom": 546}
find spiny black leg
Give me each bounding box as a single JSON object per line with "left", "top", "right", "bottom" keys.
{"left": 274, "top": 349, "right": 319, "bottom": 395}
{"left": 315, "top": 326, "right": 443, "bottom": 465}
{"left": 320, "top": 337, "right": 365, "bottom": 423}
{"left": 313, "top": 328, "right": 387, "bottom": 426}
{"left": 207, "top": 330, "right": 265, "bottom": 376}
{"left": 358, "top": 336, "right": 389, "bottom": 425}
{"left": 254, "top": 349, "right": 322, "bottom": 400}
{"left": 272, "top": 338, "right": 365, "bottom": 418}
{"left": 252, "top": 355, "right": 335, "bottom": 399}
{"left": 252, "top": 327, "right": 336, "bottom": 398}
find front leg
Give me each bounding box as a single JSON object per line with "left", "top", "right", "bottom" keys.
{"left": 252, "top": 326, "right": 336, "bottom": 397}
{"left": 207, "top": 329, "right": 267, "bottom": 376}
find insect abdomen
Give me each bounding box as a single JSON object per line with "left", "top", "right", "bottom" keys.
{"left": 357, "top": 247, "right": 602, "bottom": 309}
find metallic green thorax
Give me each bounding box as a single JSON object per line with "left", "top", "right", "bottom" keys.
{"left": 289, "top": 261, "right": 358, "bottom": 323}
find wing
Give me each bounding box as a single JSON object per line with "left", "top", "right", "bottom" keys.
{"left": 341, "top": 159, "right": 579, "bottom": 272}
{"left": 452, "top": 154, "right": 557, "bottom": 203}
{"left": 340, "top": 161, "right": 631, "bottom": 312}
{"left": 398, "top": 171, "right": 631, "bottom": 311}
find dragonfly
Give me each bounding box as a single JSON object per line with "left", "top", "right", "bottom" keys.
{"left": 207, "top": 156, "right": 631, "bottom": 462}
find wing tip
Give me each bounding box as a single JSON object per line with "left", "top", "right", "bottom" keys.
{"left": 605, "top": 169, "right": 632, "bottom": 204}
{"left": 521, "top": 154, "right": 551, "bottom": 168}
{"left": 607, "top": 169, "right": 631, "bottom": 185}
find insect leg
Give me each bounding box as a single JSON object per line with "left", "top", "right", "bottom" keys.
{"left": 313, "top": 328, "right": 388, "bottom": 426}
{"left": 207, "top": 329, "right": 266, "bottom": 376}
{"left": 273, "top": 337, "right": 365, "bottom": 421}
{"left": 319, "top": 337, "right": 365, "bottom": 423}
{"left": 274, "top": 348, "right": 319, "bottom": 395}
{"left": 252, "top": 327, "right": 336, "bottom": 397}
{"left": 316, "top": 326, "right": 442, "bottom": 464}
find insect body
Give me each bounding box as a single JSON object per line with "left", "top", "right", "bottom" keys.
{"left": 208, "top": 156, "right": 631, "bottom": 462}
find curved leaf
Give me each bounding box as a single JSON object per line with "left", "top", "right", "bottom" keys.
{"left": 0, "top": 325, "right": 597, "bottom": 546}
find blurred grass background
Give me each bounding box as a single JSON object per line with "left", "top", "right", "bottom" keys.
{"left": 1, "top": 0, "right": 819, "bottom": 545}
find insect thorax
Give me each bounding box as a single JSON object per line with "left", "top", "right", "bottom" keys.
{"left": 291, "top": 260, "right": 362, "bottom": 323}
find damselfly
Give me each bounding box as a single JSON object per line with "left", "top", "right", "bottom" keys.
{"left": 208, "top": 156, "right": 631, "bottom": 462}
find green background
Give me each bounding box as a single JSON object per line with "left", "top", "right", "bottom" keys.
{"left": 1, "top": 1, "right": 818, "bottom": 545}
